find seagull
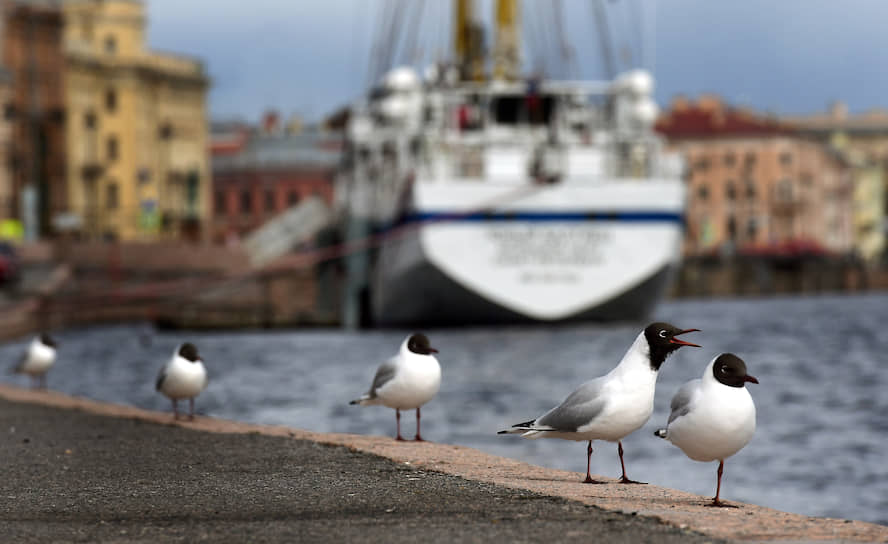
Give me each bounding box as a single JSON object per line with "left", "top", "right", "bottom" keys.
{"left": 155, "top": 342, "right": 208, "bottom": 420}
{"left": 11, "top": 333, "right": 57, "bottom": 389}
{"left": 655, "top": 353, "right": 758, "bottom": 507}
{"left": 350, "top": 333, "right": 441, "bottom": 441}
{"left": 499, "top": 322, "right": 700, "bottom": 484}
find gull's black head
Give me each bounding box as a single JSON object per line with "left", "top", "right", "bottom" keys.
{"left": 643, "top": 322, "right": 701, "bottom": 371}
{"left": 712, "top": 353, "right": 758, "bottom": 388}
{"left": 178, "top": 342, "right": 201, "bottom": 362}
{"left": 407, "top": 333, "right": 438, "bottom": 355}
{"left": 39, "top": 333, "right": 57, "bottom": 348}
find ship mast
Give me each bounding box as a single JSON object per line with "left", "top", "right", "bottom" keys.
{"left": 492, "top": 0, "right": 520, "bottom": 81}
{"left": 453, "top": 0, "right": 485, "bottom": 81}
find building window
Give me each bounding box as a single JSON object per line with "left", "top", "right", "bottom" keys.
{"left": 106, "top": 182, "right": 118, "bottom": 210}
{"left": 723, "top": 152, "right": 736, "bottom": 167}
{"left": 288, "top": 191, "right": 300, "bottom": 206}
{"left": 215, "top": 191, "right": 226, "bottom": 215}
{"left": 158, "top": 123, "right": 173, "bottom": 140}
{"left": 746, "top": 218, "right": 758, "bottom": 240}
{"left": 240, "top": 190, "right": 252, "bottom": 214}
{"left": 104, "top": 35, "right": 117, "bottom": 54}
{"left": 776, "top": 179, "right": 793, "bottom": 201}
{"left": 697, "top": 184, "right": 709, "bottom": 201}
{"left": 779, "top": 152, "right": 792, "bottom": 166}
{"left": 727, "top": 216, "right": 737, "bottom": 242}
{"left": 695, "top": 157, "right": 710, "bottom": 171}
{"left": 84, "top": 111, "right": 96, "bottom": 130}
{"left": 744, "top": 152, "right": 756, "bottom": 167}
{"left": 726, "top": 181, "right": 736, "bottom": 201}
{"left": 265, "top": 189, "right": 275, "bottom": 212}
{"left": 105, "top": 89, "right": 117, "bottom": 113}
{"left": 745, "top": 180, "right": 756, "bottom": 200}
{"left": 107, "top": 136, "right": 118, "bottom": 161}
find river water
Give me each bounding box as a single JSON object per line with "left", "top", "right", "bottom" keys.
{"left": 2, "top": 293, "right": 886, "bottom": 525}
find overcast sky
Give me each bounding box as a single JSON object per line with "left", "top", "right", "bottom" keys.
{"left": 144, "top": 0, "right": 888, "bottom": 123}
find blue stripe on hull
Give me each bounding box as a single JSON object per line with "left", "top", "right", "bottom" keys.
{"left": 404, "top": 211, "right": 685, "bottom": 224}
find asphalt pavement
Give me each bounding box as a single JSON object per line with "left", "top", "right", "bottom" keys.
{"left": 0, "top": 398, "right": 716, "bottom": 543}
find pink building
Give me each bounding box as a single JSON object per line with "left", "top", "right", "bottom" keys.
{"left": 657, "top": 96, "right": 854, "bottom": 257}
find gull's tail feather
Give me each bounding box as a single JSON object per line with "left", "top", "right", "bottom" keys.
{"left": 654, "top": 428, "right": 667, "bottom": 439}
{"left": 498, "top": 419, "right": 538, "bottom": 435}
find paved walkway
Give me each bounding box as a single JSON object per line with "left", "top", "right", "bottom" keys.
{"left": 1, "top": 385, "right": 886, "bottom": 543}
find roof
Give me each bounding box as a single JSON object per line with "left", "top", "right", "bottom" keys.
{"left": 656, "top": 100, "right": 788, "bottom": 139}
{"left": 212, "top": 130, "right": 342, "bottom": 173}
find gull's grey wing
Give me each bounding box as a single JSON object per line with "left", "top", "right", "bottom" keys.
{"left": 155, "top": 361, "right": 169, "bottom": 391}
{"left": 667, "top": 379, "right": 701, "bottom": 424}
{"left": 367, "top": 357, "right": 399, "bottom": 398}
{"left": 535, "top": 377, "right": 608, "bottom": 432}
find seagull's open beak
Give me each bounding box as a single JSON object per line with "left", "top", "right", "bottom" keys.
{"left": 669, "top": 328, "right": 701, "bottom": 348}
{"left": 744, "top": 374, "right": 759, "bottom": 384}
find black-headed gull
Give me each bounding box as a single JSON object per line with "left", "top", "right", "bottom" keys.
{"left": 500, "top": 322, "right": 700, "bottom": 484}
{"left": 156, "top": 342, "right": 208, "bottom": 420}
{"left": 655, "top": 352, "right": 758, "bottom": 507}
{"left": 350, "top": 333, "right": 441, "bottom": 441}
{"left": 11, "top": 333, "right": 57, "bottom": 389}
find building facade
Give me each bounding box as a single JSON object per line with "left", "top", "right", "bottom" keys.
{"left": 211, "top": 122, "right": 341, "bottom": 243}
{"left": 63, "top": 0, "right": 210, "bottom": 241}
{"left": 2, "top": 0, "right": 67, "bottom": 239}
{"left": 657, "top": 96, "right": 854, "bottom": 258}
{"left": 782, "top": 102, "right": 888, "bottom": 262}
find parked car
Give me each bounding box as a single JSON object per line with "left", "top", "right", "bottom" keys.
{"left": 0, "top": 241, "right": 20, "bottom": 286}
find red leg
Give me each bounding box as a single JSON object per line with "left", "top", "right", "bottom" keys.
{"left": 706, "top": 460, "right": 737, "bottom": 507}
{"left": 189, "top": 398, "right": 195, "bottom": 421}
{"left": 617, "top": 441, "right": 646, "bottom": 484}
{"left": 395, "top": 409, "right": 405, "bottom": 441}
{"left": 414, "top": 407, "right": 424, "bottom": 441}
{"left": 171, "top": 399, "right": 179, "bottom": 420}
{"left": 583, "top": 441, "right": 604, "bottom": 484}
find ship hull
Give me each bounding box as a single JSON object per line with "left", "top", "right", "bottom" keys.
{"left": 370, "top": 179, "right": 685, "bottom": 326}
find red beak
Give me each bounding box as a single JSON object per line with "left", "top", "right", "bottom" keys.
{"left": 429, "top": 348, "right": 439, "bottom": 354}
{"left": 744, "top": 374, "right": 759, "bottom": 384}
{"left": 669, "top": 328, "right": 701, "bottom": 348}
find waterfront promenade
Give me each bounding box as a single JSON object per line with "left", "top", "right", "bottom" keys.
{"left": 1, "top": 385, "right": 885, "bottom": 543}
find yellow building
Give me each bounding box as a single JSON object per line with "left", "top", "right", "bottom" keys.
{"left": 63, "top": 0, "right": 210, "bottom": 241}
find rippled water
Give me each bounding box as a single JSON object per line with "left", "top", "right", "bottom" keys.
{"left": 2, "top": 293, "right": 887, "bottom": 525}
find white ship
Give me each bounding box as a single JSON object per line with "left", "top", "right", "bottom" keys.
{"left": 335, "top": 1, "right": 686, "bottom": 327}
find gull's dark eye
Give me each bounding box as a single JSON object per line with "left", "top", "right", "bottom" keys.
{"left": 720, "top": 365, "right": 729, "bottom": 373}
{"left": 658, "top": 330, "right": 668, "bottom": 338}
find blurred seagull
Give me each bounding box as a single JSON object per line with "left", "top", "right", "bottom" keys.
{"left": 499, "top": 322, "right": 700, "bottom": 484}
{"left": 156, "top": 342, "right": 208, "bottom": 420}
{"left": 655, "top": 353, "right": 758, "bottom": 507}
{"left": 10, "top": 333, "right": 57, "bottom": 389}
{"left": 350, "top": 333, "right": 441, "bottom": 441}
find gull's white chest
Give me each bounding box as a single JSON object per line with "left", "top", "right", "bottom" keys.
{"left": 159, "top": 357, "right": 208, "bottom": 400}
{"left": 21, "top": 342, "right": 56, "bottom": 375}
{"left": 375, "top": 356, "right": 441, "bottom": 410}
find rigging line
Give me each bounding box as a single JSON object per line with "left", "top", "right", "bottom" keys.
{"left": 385, "top": 0, "right": 409, "bottom": 71}
{"left": 626, "top": 0, "right": 646, "bottom": 70}
{"left": 534, "top": 2, "right": 552, "bottom": 76}
{"left": 614, "top": 0, "right": 639, "bottom": 69}
{"left": 349, "top": 0, "right": 366, "bottom": 93}
{"left": 366, "top": 0, "right": 392, "bottom": 86}
{"left": 553, "top": 0, "right": 574, "bottom": 78}
{"left": 401, "top": 0, "right": 427, "bottom": 66}
{"left": 589, "top": 0, "right": 616, "bottom": 79}
{"left": 376, "top": 0, "right": 400, "bottom": 79}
